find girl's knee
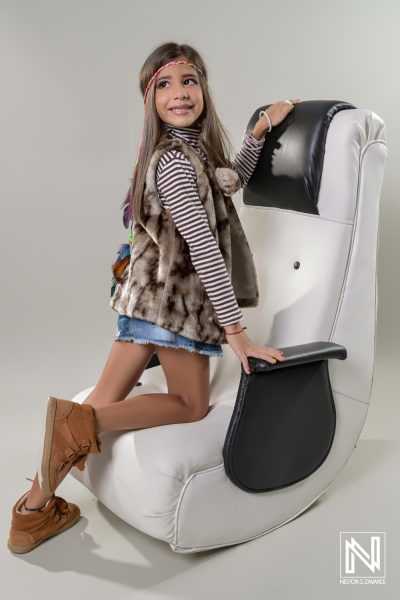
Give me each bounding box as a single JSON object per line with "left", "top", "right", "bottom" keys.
{"left": 183, "top": 402, "right": 209, "bottom": 423}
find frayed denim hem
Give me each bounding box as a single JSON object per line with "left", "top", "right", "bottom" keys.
{"left": 134, "top": 338, "right": 224, "bottom": 358}
{"left": 134, "top": 338, "right": 170, "bottom": 348}
{"left": 138, "top": 339, "right": 186, "bottom": 351}
{"left": 194, "top": 348, "right": 224, "bottom": 358}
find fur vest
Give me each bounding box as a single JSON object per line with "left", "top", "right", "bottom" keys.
{"left": 110, "top": 136, "right": 259, "bottom": 345}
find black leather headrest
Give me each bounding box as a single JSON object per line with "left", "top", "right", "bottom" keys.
{"left": 243, "top": 100, "right": 357, "bottom": 214}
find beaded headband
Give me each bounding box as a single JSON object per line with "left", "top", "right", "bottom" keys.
{"left": 122, "top": 60, "right": 206, "bottom": 232}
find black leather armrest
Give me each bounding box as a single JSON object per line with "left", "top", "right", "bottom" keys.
{"left": 248, "top": 341, "right": 347, "bottom": 373}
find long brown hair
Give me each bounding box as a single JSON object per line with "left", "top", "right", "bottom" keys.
{"left": 130, "top": 41, "right": 236, "bottom": 224}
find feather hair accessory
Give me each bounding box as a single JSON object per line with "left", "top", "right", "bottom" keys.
{"left": 111, "top": 243, "right": 131, "bottom": 297}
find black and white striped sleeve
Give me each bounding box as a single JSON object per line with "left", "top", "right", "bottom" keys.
{"left": 156, "top": 150, "right": 243, "bottom": 328}
{"left": 224, "top": 130, "right": 265, "bottom": 188}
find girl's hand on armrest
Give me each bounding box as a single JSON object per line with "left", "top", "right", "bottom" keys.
{"left": 224, "top": 326, "right": 285, "bottom": 375}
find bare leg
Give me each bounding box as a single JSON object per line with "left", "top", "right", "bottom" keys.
{"left": 21, "top": 341, "right": 210, "bottom": 508}
{"left": 82, "top": 340, "right": 158, "bottom": 409}
{"left": 93, "top": 343, "right": 210, "bottom": 431}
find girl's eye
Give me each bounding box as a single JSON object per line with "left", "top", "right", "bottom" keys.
{"left": 156, "top": 78, "right": 198, "bottom": 89}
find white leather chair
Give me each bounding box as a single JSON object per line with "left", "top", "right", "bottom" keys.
{"left": 71, "top": 101, "right": 387, "bottom": 553}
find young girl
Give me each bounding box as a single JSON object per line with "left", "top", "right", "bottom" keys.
{"left": 8, "top": 42, "right": 300, "bottom": 554}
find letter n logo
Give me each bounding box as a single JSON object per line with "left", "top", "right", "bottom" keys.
{"left": 340, "top": 532, "right": 386, "bottom": 578}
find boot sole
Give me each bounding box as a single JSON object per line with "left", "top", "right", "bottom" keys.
{"left": 38, "top": 396, "right": 58, "bottom": 497}
{"left": 7, "top": 508, "right": 81, "bottom": 554}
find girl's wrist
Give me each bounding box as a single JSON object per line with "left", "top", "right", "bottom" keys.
{"left": 224, "top": 322, "right": 244, "bottom": 334}
{"left": 250, "top": 119, "right": 268, "bottom": 141}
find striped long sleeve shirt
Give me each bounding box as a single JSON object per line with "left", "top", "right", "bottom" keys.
{"left": 156, "top": 123, "right": 264, "bottom": 327}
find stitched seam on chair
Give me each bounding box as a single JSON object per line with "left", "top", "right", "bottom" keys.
{"left": 328, "top": 140, "right": 385, "bottom": 346}
{"left": 156, "top": 467, "right": 185, "bottom": 484}
{"left": 141, "top": 509, "right": 177, "bottom": 518}
{"left": 328, "top": 157, "right": 362, "bottom": 341}
{"left": 360, "top": 139, "right": 387, "bottom": 160}
{"left": 172, "top": 484, "right": 329, "bottom": 552}
{"left": 173, "top": 463, "right": 224, "bottom": 546}
{"left": 331, "top": 388, "right": 369, "bottom": 405}
{"left": 243, "top": 205, "right": 354, "bottom": 226}
{"left": 356, "top": 142, "right": 386, "bottom": 404}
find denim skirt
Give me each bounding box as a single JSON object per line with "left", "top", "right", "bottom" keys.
{"left": 115, "top": 314, "right": 224, "bottom": 358}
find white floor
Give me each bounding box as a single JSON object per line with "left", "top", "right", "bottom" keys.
{"left": 2, "top": 353, "right": 399, "bottom": 600}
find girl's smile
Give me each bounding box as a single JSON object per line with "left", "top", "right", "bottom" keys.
{"left": 169, "top": 106, "right": 193, "bottom": 114}
{"left": 155, "top": 58, "right": 204, "bottom": 128}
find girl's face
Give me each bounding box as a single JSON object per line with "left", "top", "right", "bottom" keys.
{"left": 154, "top": 58, "right": 204, "bottom": 128}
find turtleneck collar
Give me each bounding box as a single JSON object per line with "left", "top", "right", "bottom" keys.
{"left": 165, "top": 123, "right": 203, "bottom": 154}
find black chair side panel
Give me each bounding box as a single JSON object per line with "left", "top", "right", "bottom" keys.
{"left": 223, "top": 360, "right": 336, "bottom": 493}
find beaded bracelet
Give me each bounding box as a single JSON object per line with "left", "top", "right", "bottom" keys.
{"left": 259, "top": 110, "right": 272, "bottom": 132}
{"left": 225, "top": 326, "right": 247, "bottom": 335}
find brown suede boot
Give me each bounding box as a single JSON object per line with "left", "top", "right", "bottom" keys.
{"left": 38, "top": 397, "right": 102, "bottom": 497}
{"left": 8, "top": 491, "right": 80, "bottom": 554}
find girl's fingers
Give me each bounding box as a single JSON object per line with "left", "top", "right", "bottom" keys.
{"left": 260, "top": 347, "right": 284, "bottom": 357}
{"left": 251, "top": 348, "right": 285, "bottom": 363}
{"left": 275, "top": 99, "right": 300, "bottom": 106}
{"left": 245, "top": 353, "right": 278, "bottom": 365}
{"left": 264, "top": 355, "right": 283, "bottom": 364}
{"left": 239, "top": 344, "right": 285, "bottom": 373}
{"left": 241, "top": 352, "right": 284, "bottom": 373}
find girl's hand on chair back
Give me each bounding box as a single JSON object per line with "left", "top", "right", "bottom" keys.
{"left": 262, "top": 99, "right": 301, "bottom": 127}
